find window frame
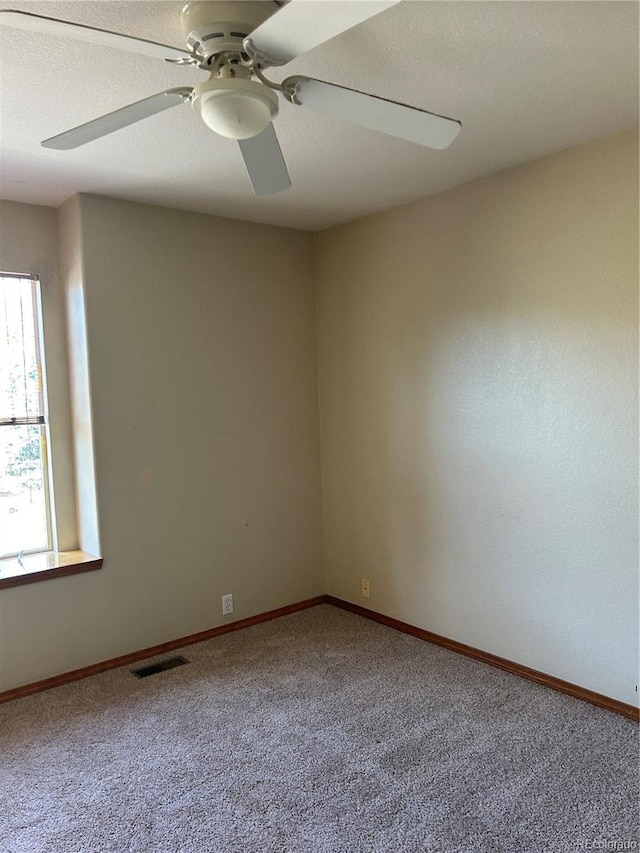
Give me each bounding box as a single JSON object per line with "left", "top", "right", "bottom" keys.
{"left": 0, "top": 272, "right": 56, "bottom": 559}
{"left": 0, "top": 201, "right": 102, "bottom": 590}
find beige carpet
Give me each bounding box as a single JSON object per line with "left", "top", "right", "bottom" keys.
{"left": 0, "top": 604, "right": 638, "bottom": 852}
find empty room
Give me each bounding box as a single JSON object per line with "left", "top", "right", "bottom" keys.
{"left": 0, "top": 1, "right": 638, "bottom": 851}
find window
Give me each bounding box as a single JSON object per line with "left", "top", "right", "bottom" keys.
{"left": 0, "top": 273, "right": 54, "bottom": 559}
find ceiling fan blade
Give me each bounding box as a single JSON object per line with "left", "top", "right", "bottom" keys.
{"left": 238, "top": 124, "right": 291, "bottom": 195}
{"left": 42, "top": 88, "right": 193, "bottom": 150}
{"left": 0, "top": 10, "right": 193, "bottom": 62}
{"left": 244, "top": 0, "right": 400, "bottom": 67}
{"left": 283, "top": 76, "right": 462, "bottom": 150}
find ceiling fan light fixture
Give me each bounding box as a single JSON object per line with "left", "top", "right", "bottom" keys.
{"left": 193, "top": 78, "right": 279, "bottom": 140}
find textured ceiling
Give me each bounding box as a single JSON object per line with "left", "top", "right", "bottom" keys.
{"left": 0, "top": 1, "right": 637, "bottom": 230}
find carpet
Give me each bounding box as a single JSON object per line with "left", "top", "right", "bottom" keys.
{"left": 0, "top": 604, "right": 638, "bottom": 852}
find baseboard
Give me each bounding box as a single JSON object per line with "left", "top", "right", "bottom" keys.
{"left": 3, "top": 593, "right": 637, "bottom": 722}
{"left": 326, "top": 596, "right": 639, "bottom": 723}
{"left": 0, "top": 595, "right": 328, "bottom": 705}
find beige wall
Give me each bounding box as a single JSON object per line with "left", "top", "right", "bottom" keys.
{"left": 0, "top": 130, "right": 637, "bottom": 706}
{"left": 315, "top": 129, "right": 639, "bottom": 706}
{"left": 0, "top": 196, "right": 324, "bottom": 690}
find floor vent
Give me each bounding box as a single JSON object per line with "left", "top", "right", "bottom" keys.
{"left": 132, "top": 656, "right": 189, "bottom": 679}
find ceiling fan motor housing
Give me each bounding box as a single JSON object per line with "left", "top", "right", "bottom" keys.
{"left": 179, "top": 1, "right": 278, "bottom": 62}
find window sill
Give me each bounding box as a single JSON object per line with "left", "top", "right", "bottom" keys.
{"left": 0, "top": 550, "right": 103, "bottom": 590}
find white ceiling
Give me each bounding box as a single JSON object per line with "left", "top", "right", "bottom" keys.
{"left": 0, "top": 1, "right": 637, "bottom": 231}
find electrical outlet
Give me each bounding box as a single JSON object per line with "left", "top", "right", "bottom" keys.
{"left": 361, "top": 578, "right": 370, "bottom": 599}
{"left": 222, "top": 593, "right": 233, "bottom": 616}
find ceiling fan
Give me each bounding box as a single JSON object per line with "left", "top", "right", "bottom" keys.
{"left": 0, "top": 1, "right": 462, "bottom": 196}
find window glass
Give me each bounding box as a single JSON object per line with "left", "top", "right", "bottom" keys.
{"left": 0, "top": 275, "right": 52, "bottom": 558}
